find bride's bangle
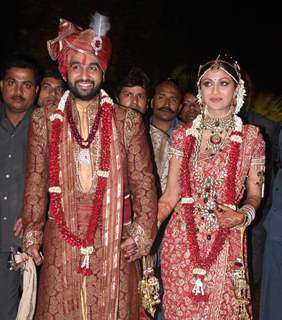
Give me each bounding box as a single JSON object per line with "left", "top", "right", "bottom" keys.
{"left": 237, "top": 204, "right": 256, "bottom": 227}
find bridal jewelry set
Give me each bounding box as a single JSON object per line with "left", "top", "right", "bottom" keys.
{"left": 203, "top": 109, "right": 234, "bottom": 155}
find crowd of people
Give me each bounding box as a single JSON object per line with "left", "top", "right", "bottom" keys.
{"left": 0, "top": 12, "right": 281, "bottom": 320}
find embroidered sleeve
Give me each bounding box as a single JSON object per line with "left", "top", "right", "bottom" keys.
{"left": 125, "top": 109, "right": 158, "bottom": 256}
{"left": 126, "top": 222, "right": 152, "bottom": 256}
{"left": 23, "top": 231, "right": 43, "bottom": 250}
{"left": 168, "top": 124, "right": 187, "bottom": 160}
{"left": 250, "top": 129, "right": 266, "bottom": 186}
{"left": 22, "top": 108, "right": 49, "bottom": 251}
{"left": 251, "top": 130, "right": 265, "bottom": 167}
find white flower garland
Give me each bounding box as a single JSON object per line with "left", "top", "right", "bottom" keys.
{"left": 231, "top": 115, "right": 243, "bottom": 143}
{"left": 48, "top": 186, "right": 62, "bottom": 193}
{"left": 58, "top": 89, "right": 70, "bottom": 112}
{"left": 234, "top": 79, "right": 246, "bottom": 114}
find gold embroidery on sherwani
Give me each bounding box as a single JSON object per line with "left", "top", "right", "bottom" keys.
{"left": 123, "top": 108, "right": 138, "bottom": 152}
{"left": 122, "top": 108, "right": 158, "bottom": 244}
{"left": 114, "top": 106, "right": 158, "bottom": 318}
{"left": 22, "top": 107, "right": 49, "bottom": 252}
{"left": 22, "top": 101, "right": 158, "bottom": 320}
{"left": 126, "top": 222, "right": 152, "bottom": 255}
{"left": 23, "top": 231, "right": 43, "bottom": 250}
{"left": 99, "top": 122, "right": 123, "bottom": 319}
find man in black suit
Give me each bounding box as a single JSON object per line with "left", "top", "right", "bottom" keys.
{"left": 0, "top": 54, "right": 41, "bottom": 320}
{"left": 240, "top": 71, "right": 281, "bottom": 318}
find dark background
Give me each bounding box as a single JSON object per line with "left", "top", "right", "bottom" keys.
{"left": 1, "top": 0, "right": 282, "bottom": 95}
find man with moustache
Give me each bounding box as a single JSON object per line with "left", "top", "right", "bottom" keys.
{"left": 0, "top": 54, "right": 41, "bottom": 320}
{"left": 150, "top": 78, "right": 183, "bottom": 137}
{"left": 21, "top": 13, "right": 157, "bottom": 320}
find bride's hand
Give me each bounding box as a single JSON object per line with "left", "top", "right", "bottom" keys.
{"left": 215, "top": 204, "right": 245, "bottom": 228}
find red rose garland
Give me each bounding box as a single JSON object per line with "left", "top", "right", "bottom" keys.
{"left": 225, "top": 131, "right": 242, "bottom": 204}
{"left": 48, "top": 92, "right": 113, "bottom": 275}
{"left": 181, "top": 126, "right": 242, "bottom": 301}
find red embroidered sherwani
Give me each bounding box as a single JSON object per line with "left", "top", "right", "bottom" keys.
{"left": 22, "top": 94, "right": 158, "bottom": 320}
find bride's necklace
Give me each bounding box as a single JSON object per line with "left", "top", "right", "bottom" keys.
{"left": 203, "top": 109, "right": 234, "bottom": 155}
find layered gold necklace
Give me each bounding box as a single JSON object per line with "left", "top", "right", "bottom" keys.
{"left": 203, "top": 109, "right": 234, "bottom": 155}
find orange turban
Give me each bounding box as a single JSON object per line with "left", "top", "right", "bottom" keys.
{"left": 47, "top": 13, "right": 112, "bottom": 80}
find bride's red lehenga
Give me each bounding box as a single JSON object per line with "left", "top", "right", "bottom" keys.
{"left": 161, "top": 123, "right": 265, "bottom": 320}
